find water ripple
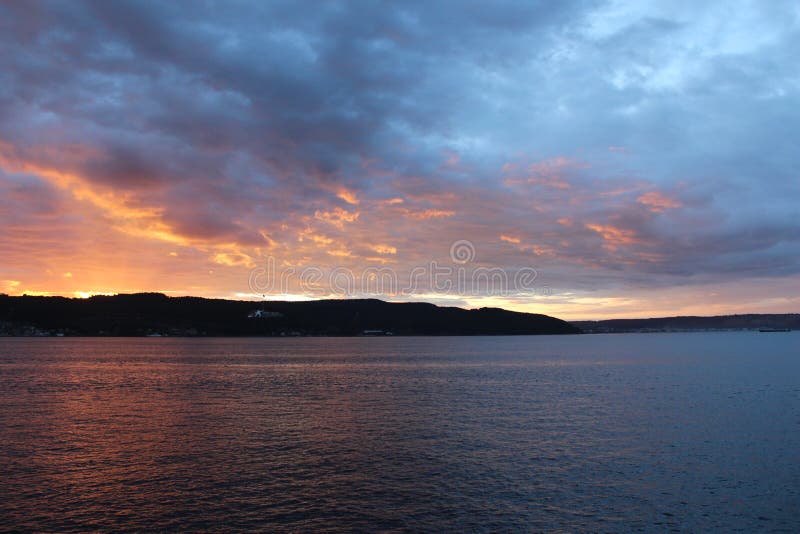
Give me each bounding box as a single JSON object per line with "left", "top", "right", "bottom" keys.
{"left": 1, "top": 333, "right": 799, "bottom": 531}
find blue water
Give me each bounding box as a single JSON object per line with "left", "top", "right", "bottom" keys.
{"left": 1, "top": 333, "right": 798, "bottom": 531}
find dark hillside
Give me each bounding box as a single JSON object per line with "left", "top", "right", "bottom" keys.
{"left": 0, "top": 293, "right": 580, "bottom": 336}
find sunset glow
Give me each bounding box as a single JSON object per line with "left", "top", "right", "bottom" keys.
{"left": 1, "top": 1, "right": 798, "bottom": 319}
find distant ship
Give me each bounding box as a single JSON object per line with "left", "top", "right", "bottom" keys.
{"left": 759, "top": 328, "right": 791, "bottom": 332}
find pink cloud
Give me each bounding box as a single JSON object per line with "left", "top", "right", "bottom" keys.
{"left": 637, "top": 191, "right": 683, "bottom": 212}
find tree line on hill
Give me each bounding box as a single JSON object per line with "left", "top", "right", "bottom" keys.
{"left": 0, "top": 293, "right": 579, "bottom": 336}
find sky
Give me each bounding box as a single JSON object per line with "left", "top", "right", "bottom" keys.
{"left": 1, "top": 0, "right": 799, "bottom": 320}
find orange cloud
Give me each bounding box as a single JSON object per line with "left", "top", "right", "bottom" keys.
{"left": 298, "top": 229, "right": 334, "bottom": 245}
{"left": 336, "top": 188, "right": 360, "bottom": 205}
{"left": 326, "top": 248, "right": 352, "bottom": 257}
{"left": 521, "top": 244, "right": 555, "bottom": 256}
{"left": 500, "top": 234, "right": 521, "bottom": 244}
{"left": 295, "top": 228, "right": 354, "bottom": 259}
{"left": 314, "top": 207, "right": 360, "bottom": 229}
{"left": 404, "top": 208, "right": 455, "bottom": 219}
{"left": 585, "top": 223, "right": 641, "bottom": 251}
{"left": 0, "top": 152, "right": 163, "bottom": 221}
{"left": 211, "top": 251, "right": 256, "bottom": 268}
{"left": 500, "top": 234, "right": 554, "bottom": 256}
{"left": 0, "top": 145, "right": 232, "bottom": 254}
{"left": 371, "top": 244, "right": 397, "bottom": 254}
{"left": 637, "top": 191, "right": 682, "bottom": 212}
{"left": 504, "top": 156, "right": 585, "bottom": 189}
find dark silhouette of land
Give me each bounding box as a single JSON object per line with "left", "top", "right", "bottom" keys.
{"left": 574, "top": 314, "right": 799, "bottom": 333}
{"left": 0, "top": 293, "right": 579, "bottom": 336}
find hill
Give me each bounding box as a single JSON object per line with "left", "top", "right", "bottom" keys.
{"left": 0, "top": 293, "right": 580, "bottom": 337}
{"left": 573, "top": 314, "right": 799, "bottom": 333}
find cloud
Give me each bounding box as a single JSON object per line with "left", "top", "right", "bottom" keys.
{"left": 636, "top": 191, "right": 682, "bottom": 212}
{"left": 500, "top": 235, "right": 521, "bottom": 244}
{"left": 314, "top": 207, "right": 360, "bottom": 229}
{"left": 0, "top": 0, "right": 798, "bottom": 317}
{"left": 371, "top": 244, "right": 398, "bottom": 255}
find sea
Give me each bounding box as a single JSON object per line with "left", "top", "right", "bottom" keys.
{"left": 1, "top": 332, "right": 798, "bottom": 532}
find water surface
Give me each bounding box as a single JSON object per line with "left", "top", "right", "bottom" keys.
{"left": 1, "top": 333, "right": 799, "bottom": 531}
